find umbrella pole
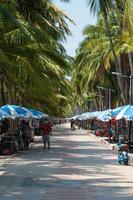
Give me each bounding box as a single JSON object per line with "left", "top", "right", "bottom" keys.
{"left": 109, "top": 119, "right": 112, "bottom": 143}
{"left": 128, "top": 121, "right": 132, "bottom": 151}
{"left": 9, "top": 118, "right": 12, "bottom": 133}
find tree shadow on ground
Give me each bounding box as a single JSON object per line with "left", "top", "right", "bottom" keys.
{"left": 0, "top": 125, "right": 133, "bottom": 200}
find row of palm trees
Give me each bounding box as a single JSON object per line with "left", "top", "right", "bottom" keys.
{"left": 73, "top": 0, "right": 133, "bottom": 111}
{"left": 0, "top": 0, "right": 73, "bottom": 116}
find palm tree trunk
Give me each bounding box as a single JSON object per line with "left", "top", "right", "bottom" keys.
{"left": 128, "top": 52, "right": 133, "bottom": 145}
{"left": 104, "top": 14, "right": 126, "bottom": 104}
{"left": 117, "top": 55, "right": 129, "bottom": 104}
{"left": 1, "top": 77, "right": 6, "bottom": 105}
{"left": 128, "top": 52, "right": 133, "bottom": 104}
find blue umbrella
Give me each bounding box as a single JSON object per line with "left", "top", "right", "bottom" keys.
{"left": 70, "top": 115, "right": 80, "bottom": 120}
{"left": 90, "top": 111, "right": 100, "bottom": 119}
{"left": 116, "top": 105, "right": 133, "bottom": 121}
{"left": 1, "top": 105, "right": 32, "bottom": 119}
{"left": 115, "top": 105, "right": 133, "bottom": 145}
{"left": 0, "top": 108, "right": 10, "bottom": 119}
{"left": 29, "top": 108, "right": 48, "bottom": 119}
{"left": 78, "top": 112, "right": 88, "bottom": 120}
{"left": 97, "top": 109, "right": 112, "bottom": 122}
{"left": 111, "top": 105, "right": 127, "bottom": 117}
{"left": 83, "top": 112, "right": 91, "bottom": 120}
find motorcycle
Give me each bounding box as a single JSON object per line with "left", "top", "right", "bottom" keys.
{"left": 117, "top": 143, "right": 128, "bottom": 165}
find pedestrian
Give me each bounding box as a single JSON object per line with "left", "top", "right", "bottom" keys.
{"left": 108, "top": 126, "right": 113, "bottom": 143}
{"left": 41, "top": 119, "right": 52, "bottom": 149}
{"left": 70, "top": 119, "right": 75, "bottom": 130}
{"left": 19, "top": 120, "right": 30, "bottom": 150}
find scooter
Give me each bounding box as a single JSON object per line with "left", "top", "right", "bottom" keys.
{"left": 117, "top": 143, "right": 128, "bottom": 165}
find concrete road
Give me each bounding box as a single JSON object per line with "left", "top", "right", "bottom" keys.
{"left": 0, "top": 124, "right": 133, "bottom": 200}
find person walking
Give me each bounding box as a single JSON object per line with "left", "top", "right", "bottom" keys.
{"left": 41, "top": 119, "right": 52, "bottom": 149}
{"left": 19, "top": 120, "right": 30, "bottom": 150}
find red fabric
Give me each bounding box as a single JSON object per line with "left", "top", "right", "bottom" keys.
{"left": 2, "top": 148, "right": 11, "bottom": 155}
{"left": 41, "top": 124, "right": 52, "bottom": 134}
{"left": 111, "top": 118, "right": 116, "bottom": 125}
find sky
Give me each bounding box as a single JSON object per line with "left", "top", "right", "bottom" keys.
{"left": 53, "top": 0, "right": 97, "bottom": 56}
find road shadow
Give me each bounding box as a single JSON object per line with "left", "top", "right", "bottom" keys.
{"left": 0, "top": 124, "right": 133, "bottom": 200}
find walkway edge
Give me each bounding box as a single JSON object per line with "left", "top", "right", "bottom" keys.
{"left": 86, "top": 130, "right": 133, "bottom": 164}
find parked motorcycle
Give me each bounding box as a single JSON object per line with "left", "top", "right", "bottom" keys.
{"left": 117, "top": 143, "right": 128, "bottom": 165}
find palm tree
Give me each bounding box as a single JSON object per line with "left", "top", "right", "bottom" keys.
{"left": 74, "top": 2, "right": 133, "bottom": 109}
{"left": 74, "top": 14, "right": 118, "bottom": 109}
{"left": 86, "top": 0, "right": 112, "bottom": 14}
{"left": 0, "top": 0, "right": 73, "bottom": 116}
{"left": 74, "top": 0, "right": 133, "bottom": 110}
{"left": 86, "top": 0, "right": 126, "bottom": 103}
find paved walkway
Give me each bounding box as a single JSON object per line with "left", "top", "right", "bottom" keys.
{"left": 0, "top": 124, "right": 133, "bottom": 200}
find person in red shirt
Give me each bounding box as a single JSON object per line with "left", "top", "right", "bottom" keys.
{"left": 41, "top": 119, "right": 52, "bottom": 149}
